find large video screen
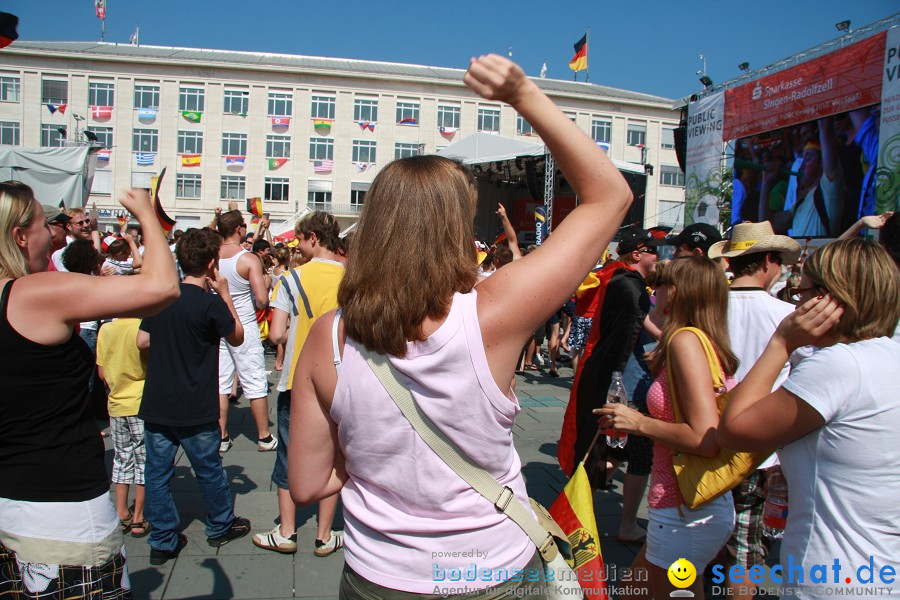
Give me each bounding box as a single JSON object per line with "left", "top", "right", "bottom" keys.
{"left": 731, "top": 104, "right": 880, "bottom": 238}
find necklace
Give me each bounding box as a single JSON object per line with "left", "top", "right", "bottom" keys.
{"left": 221, "top": 242, "right": 241, "bottom": 246}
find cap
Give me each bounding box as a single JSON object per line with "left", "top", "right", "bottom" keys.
{"left": 617, "top": 227, "right": 665, "bottom": 254}
{"left": 666, "top": 223, "right": 723, "bottom": 254}
{"left": 42, "top": 204, "right": 71, "bottom": 225}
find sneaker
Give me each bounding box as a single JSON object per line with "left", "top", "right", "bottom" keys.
{"left": 149, "top": 533, "right": 188, "bottom": 565}
{"left": 207, "top": 516, "right": 251, "bottom": 547}
{"left": 252, "top": 525, "right": 297, "bottom": 554}
{"left": 313, "top": 530, "right": 344, "bottom": 557}
{"left": 257, "top": 435, "right": 278, "bottom": 452}
{"left": 219, "top": 436, "right": 233, "bottom": 453}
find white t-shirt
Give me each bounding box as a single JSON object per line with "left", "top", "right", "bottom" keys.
{"left": 102, "top": 257, "right": 135, "bottom": 276}
{"left": 728, "top": 289, "right": 795, "bottom": 469}
{"left": 790, "top": 169, "right": 844, "bottom": 237}
{"left": 779, "top": 338, "right": 900, "bottom": 598}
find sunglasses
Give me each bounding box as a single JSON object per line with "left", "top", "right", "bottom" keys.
{"left": 72, "top": 219, "right": 89, "bottom": 226}
{"left": 638, "top": 247, "right": 658, "bottom": 255}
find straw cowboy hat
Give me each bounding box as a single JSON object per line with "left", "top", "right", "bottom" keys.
{"left": 708, "top": 222, "right": 802, "bottom": 264}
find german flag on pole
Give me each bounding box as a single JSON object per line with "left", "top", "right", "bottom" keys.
{"left": 247, "top": 197, "right": 264, "bottom": 218}
{"left": 151, "top": 168, "right": 176, "bottom": 232}
{"left": 549, "top": 463, "right": 607, "bottom": 599}
{"left": 0, "top": 12, "right": 19, "bottom": 49}
{"left": 569, "top": 34, "right": 588, "bottom": 72}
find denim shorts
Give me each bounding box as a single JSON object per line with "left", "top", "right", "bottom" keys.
{"left": 271, "top": 391, "right": 291, "bottom": 489}
{"left": 646, "top": 494, "right": 735, "bottom": 571}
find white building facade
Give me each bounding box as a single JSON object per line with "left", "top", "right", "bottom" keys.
{"left": 0, "top": 41, "right": 684, "bottom": 231}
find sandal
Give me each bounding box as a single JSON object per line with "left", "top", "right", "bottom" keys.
{"left": 524, "top": 364, "right": 539, "bottom": 371}
{"left": 130, "top": 520, "right": 151, "bottom": 538}
{"left": 119, "top": 512, "right": 133, "bottom": 533}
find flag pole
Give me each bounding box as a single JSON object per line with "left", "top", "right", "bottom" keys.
{"left": 581, "top": 427, "right": 603, "bottom": 466}
{"left": 585, "top": 27, "right": 590, "bottom": 83}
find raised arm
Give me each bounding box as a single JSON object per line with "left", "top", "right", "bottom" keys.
{"left": 242, "top": 252, "right": 270, "bottom": 310}
{"left": 468, "top": 55, "right": 632, "bottom": 387}
{"left": 124, "top": 233, "right": 143, "bottom": 270}
{"left": 495, "top": 203, "right": 522, "bottom": 260}
{"left": 9, "top": 189, "right": 180, "bottom": 346}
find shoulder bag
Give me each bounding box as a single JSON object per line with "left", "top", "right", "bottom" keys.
{"left": 665, "top": 327, "right": 771, "bottom": 509}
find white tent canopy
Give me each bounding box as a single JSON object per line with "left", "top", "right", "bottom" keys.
{"left": 437, "top": 132, "right": 646, "bottom": 175}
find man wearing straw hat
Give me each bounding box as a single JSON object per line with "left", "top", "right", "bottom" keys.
{"left": 709, "top": 221, "right": 801, "bottom": 600}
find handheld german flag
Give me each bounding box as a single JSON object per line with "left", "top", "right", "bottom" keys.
{"left": 247, "top": 197, "right": 264, "bottom": 218}
{"left": 151, "top": 168, "right": 176, "bottom": 232}
{"left": 569, "top": 34, "right": 588, "bottom": 72}
{"left": 549, "top": 462, "right": 607, "bottom": 599}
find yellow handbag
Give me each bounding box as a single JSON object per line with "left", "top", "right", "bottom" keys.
{"left": 665, "top": 327, "right": 770, "bottom": 509}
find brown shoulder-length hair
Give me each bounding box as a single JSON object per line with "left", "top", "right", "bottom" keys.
{"left": 803, "top": 238, "right": 900, "bottom": 343}
{"left": 648, "top": 256, "right": 738, "bottom": 376}
{"left": 338, "top": 155, "right": 478, "bottom": 357}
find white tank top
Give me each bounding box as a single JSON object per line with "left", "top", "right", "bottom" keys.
{"left": 218, "top": 249, "right": 256, "bottom": 325}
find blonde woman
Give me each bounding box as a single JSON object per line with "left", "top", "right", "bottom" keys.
{"left": 598, "top": 256, "right": 738, "bottom": 600}
{"left": 0, "top": 183, "right": 178, "bottom": 596}
{"left": 719, "top": 239, "right": 900, "bottom": 600}
{"left": 288, "top": 55, "right": 632, "bottom": 597}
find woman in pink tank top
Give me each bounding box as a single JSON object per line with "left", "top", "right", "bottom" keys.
{"left": 596, "top": 257, "right": 739, "bottom": 600}
{"left": 287, "top": 54, "right": 633, "bottom": 598}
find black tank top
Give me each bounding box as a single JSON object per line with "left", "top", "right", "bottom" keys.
{"left": 0, "top": 279, "right": 108, "bottom": 501}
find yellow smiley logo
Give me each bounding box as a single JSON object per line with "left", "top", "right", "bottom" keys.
{"left": 667, "top": 558, "right": 697, "bottom": 588}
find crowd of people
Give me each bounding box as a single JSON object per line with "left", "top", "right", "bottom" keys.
{"left": 0, "top": 53, "right": 897, "bottom": 600}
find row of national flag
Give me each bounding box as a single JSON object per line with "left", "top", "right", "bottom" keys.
{"left": 126, "top": 153, "right": 290, "bottom": 169}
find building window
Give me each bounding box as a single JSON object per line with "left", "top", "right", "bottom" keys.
{"left": 88, "top": 81, "right": 115, "bottom": 107}
{"left": 132, "top": 128, "right": 158, "bottom": 152}
{"left": 350, "top": 182, "right": 369, "bottom": 212}
{"left": 91, "top": 170, "right": 112, "bottom": 195}
{"left": 396, "top": 101, "right": 419, "bottom": 124}
{"left": 41, "top": 124, "right": 66, "bottom": 147}
{"left": 265, "top": 177, "right": 290, "bottom": 202}
{"left": 352, "top": 140, "right": 377, "bottom": 163}
{"left": 437, "top": 104, "right": 460, "bottom": 128}
{"left": 266, "top": 134, "right": 291, "bottom": 158}
{"left": 179, "top": 86, "right": 205, "bottom": 112}
{"left": 176, "top": 173, "right": 202, "bottom": 199}
{"left": 311, "top": 95, "right": 335, "bottom": 119}
{"left": 0, "top": 76, "right": 20, "bottom": 102}
{"left": 0, "top": 121, "right": 20, "bottom": 145}
{"left": 224, "top": 89, "right": 248, "bottom": 115}
{"left": 177, "top": 130, "right": 204, "bottom": 154}
{"left": 86, "top": 126, "right": 113, "bottom": 148}
{"left": 627, "top": 122, "right": 647, "bottom": 146}
{"left": 661, "top": 127, "right": 676, "bottom": 149}
{"left": 354, "top": 98, "right": 378, "bottom": 122}
{"left": 221, "top": 132, "right": 247, "bottom": 156}
{"left": 477, "top": 107, "right": 500, "bottom": 132}
{"left": 220, "top": 175, "right": 245, "bottom": 200}
{"left": 659, "top": 165, "right": 685, "bottom": 187}
{"left": 394, "top": 142, "right": 419, "bottom": 159}
{"left": 516, "top": 116, "right": 535, "bottom": 136}
{"left": 268, "top": 92, "right": 293, "bottom": 117}
{"left": 134, "top": 84, "right": 160, "bottom": 109}
{"left": 308, "top": 190, "right": 331, "bottom": 211}
{"left": 592, "top": 119, "right": 612, "bottom": 143}
{"left": 309, "top": 137, "right": 334, "bottom": 160}
{"left": 41, "top": 79, "right": 68, "bottom": 105}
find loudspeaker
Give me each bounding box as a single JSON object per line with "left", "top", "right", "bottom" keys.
{"left": 525, "top": 160, "right": 542, "bottom": 201}
{"left": 674, "top": 122, "right": 687, "bottom": 173}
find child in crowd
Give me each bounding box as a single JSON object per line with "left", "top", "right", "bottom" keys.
{"left": 96, "top": 317, "right": 149, "bottom": 537}
{"left": 102, "top": 234, "right": 143, "bottom": 275}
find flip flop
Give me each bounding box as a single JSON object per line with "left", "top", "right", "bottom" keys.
{"left": 119, "top": 512, "right": 133, "bottom": 533}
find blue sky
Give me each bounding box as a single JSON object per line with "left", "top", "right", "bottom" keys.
{"left": 5, "top": 1, "right": 897, "bottom": 99}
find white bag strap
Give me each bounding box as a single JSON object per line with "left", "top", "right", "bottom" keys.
{"left": 360, "top": 347, "right": 557, "bottom": 560}
{"left": 331, "top": 308, "right": 343, "bottom": 374}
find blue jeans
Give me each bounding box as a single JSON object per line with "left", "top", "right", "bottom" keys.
{"left": 144, "top": 421, "right": 235, "bottom": 551}
{"left": 79, "top": 327, "right": 98, "bottom": 392}
{"left": 271, "top": 391, "right": 291, "bottom": 489}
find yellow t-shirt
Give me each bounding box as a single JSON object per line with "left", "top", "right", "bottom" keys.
{"left": 96, "top": 318, "right": 147, "bottom": 417}
{"left": 271, "top": 259, "right": 344, "bottom": 391}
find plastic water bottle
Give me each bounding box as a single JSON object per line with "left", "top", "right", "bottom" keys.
{"left": 763, "top": 466, "right": 789, "bottom": 539}
{"left": 605, "top": 371, "right": 628, "bottom": 448}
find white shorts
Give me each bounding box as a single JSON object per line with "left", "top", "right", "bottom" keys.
{"left": 645, "top": 494, "right": 735, "bottom": 571}
{"left": 218, "top": 321, "right": 268, "bottom": 398}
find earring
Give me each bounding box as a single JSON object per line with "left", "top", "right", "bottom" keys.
{"left": 662, "top": 306, "right": 670, "bottom": 315}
